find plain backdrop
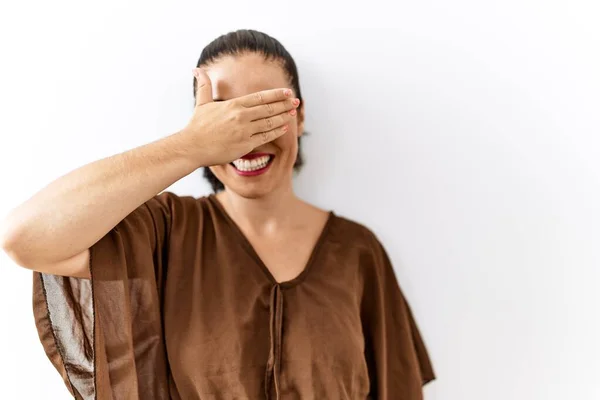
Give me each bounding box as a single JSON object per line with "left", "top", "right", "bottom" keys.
{"left": 1, "top": 1, "right": 599, "bottom": 399}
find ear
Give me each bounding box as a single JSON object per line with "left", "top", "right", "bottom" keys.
{"left": 296, "top": 101, "right": 305, "bottom": 137}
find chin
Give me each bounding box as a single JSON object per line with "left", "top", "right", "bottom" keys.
{"left": 209, "top": 148, "right": 299, "bottom": 198}
{"left": 227, "top": 183, "right": 275, "bottom": 199}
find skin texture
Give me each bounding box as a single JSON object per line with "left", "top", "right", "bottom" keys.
{"left": 0, "top": 51, "right": 327, "bottom": 283}
{"left": 203, "top": 53, "right": 330, "bottom": 283}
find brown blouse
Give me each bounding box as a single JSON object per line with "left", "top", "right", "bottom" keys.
{"left": 32, "top": 192, "right": 435, "bottom": 399}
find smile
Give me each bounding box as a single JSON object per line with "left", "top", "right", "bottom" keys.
{"left": 230, "top": 154, "right": 274, "bottom": 177}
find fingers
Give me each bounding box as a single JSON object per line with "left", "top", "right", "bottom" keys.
{"left": 237, "top": 88, "right": 293, "bottom": 108}
{"left": 251, "top": 124, "right": 290, "bottom": 147}
{"left": 193, "top": 68, "right": 213, "bottom": 107}
{"left": 248, "top": 108, "right": 297, "bottom": 135}
{"left": 245, "top": 97, "right": 300, "bottom": 121}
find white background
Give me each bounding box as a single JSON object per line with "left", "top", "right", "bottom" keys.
{"left": 1, "top": 1, "right": 599, "bottom": 399}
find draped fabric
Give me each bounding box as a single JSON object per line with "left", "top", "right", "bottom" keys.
{"left": 33, "top": 192, "right": 435, "bottom": 399}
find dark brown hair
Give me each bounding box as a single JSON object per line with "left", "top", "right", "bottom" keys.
{"left": 194, "top": 29, "right": 306, "bottom": 193}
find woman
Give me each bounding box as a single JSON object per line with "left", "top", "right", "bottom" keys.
{"left": 1, "top": 30, "right": 434, "bottom": 399}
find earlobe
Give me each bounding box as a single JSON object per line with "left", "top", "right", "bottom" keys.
{"left": 298, "top": 121, "right": 305, "bottom": 137}
{"left": 297, "top": 103, "right": 305, "bottom": 137}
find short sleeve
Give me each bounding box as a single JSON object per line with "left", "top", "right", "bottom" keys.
{"left": 32, "top": 191, "right": 178, "bottom": 400}
{"left": 360, "top": 233, "right": 435, "bottom": 399}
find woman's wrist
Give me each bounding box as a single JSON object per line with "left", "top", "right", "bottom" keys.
{"left": 167, "top": 128, "right": 214, "bottom": 172}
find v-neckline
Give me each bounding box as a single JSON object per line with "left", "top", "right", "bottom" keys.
{"left": 207, "top": 194, "right": 335, "bottom": 289}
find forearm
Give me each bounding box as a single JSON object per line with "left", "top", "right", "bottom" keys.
{"left": 1, "top": 130, "right": 201, "bottom": 267}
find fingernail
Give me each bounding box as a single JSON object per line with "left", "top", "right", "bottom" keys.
{"left": 292, "top": 98, "right": 300, "bottom": 106}
{"left": 284, "top": 89, "right": 293, "bottom": 97}
{"left": 283, "top": 125, "right": 289, "bottom": 132}
{"left": 289, "top": 109, "right": 297, "bottom": 116}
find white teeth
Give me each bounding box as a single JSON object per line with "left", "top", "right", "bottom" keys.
{"left": 232, "top": 155, "right": 271, "bottom": 172}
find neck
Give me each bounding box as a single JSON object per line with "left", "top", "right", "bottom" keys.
{"left": 216, "top": 184, "right": 301, "bottom": 235}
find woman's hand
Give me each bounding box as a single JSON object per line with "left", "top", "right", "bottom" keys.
{"left": 181, "top": 68, "right": 300, "bottom": 166}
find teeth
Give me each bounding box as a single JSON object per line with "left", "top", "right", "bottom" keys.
{"left": 232, "top": 155, "right": 271, "bottom": 172}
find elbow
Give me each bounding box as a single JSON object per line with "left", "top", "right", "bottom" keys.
{"left": 0, "top": 215, "right": 35, "bottom": 270}
{"left": 0, "top": 215, "right": 16, "bottom": 255}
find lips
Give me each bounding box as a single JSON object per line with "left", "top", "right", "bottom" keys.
{"left": 230, "top": 153, "right": 275, "bottom": 177}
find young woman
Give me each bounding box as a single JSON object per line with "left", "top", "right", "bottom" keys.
{"left": 1, "top": 29, "right": 434, "bottom": 399}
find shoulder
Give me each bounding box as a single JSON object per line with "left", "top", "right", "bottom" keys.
{"left": 149, "top": 190, "right": 201, "bottom": 210}
{"left": 329, "top": 214, "right": 398, "bottom": 289}
{"left": 146, "top": 191, "right": 213, "bottom": 214}
{"left": 329, "top": 213, "right": 385, "bottom": 254}
{"left": 141, "top": 191, "right": 218, "bottom": 229}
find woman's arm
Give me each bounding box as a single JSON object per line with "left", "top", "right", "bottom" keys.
{"left": 0, "top": 132, "right": 200, "bottom": 278}
{"left": 0, "top": 68, "right": 298, "bottom": 278}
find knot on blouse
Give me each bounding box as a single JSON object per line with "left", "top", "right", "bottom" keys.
{"left": 265, "top": 284, "right": 284, "bottom": 400}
